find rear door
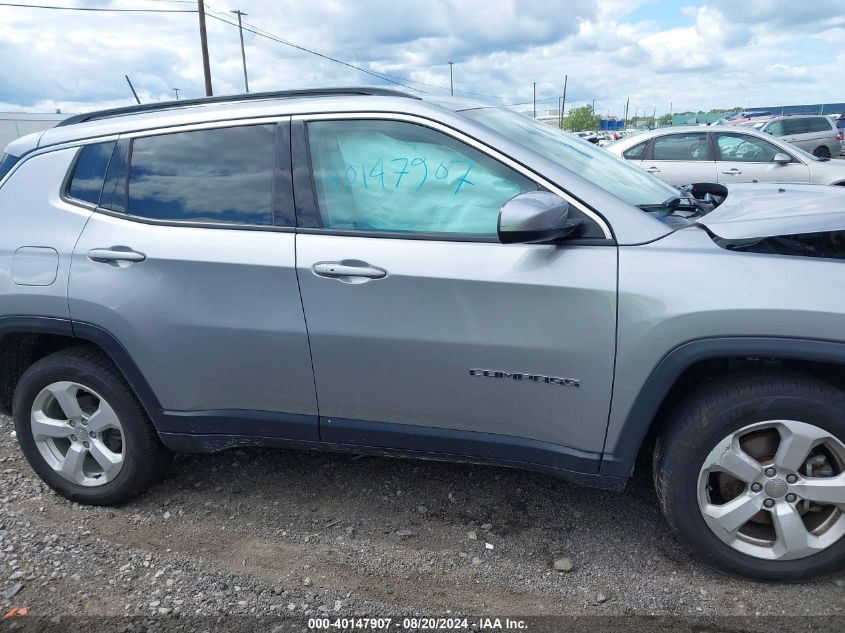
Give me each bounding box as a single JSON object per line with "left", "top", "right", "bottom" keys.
{"left": 714, "top": 131, "right": 809, "bottom": 183}
{"left": 292, "top": 115, "right": 618, "bottom": 467}
{"left": 69, "top": 120, "right": 319, "bottom": 439}
{"left": 639, "top": 131, "right": 717, "bottom": 185}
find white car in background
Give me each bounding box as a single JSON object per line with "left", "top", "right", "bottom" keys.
{"left": 607, "top": 125, "right": 845, "bottom": 187}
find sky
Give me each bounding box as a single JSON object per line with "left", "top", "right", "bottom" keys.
{"left": 0, "top": 0, "right": 843, "bottom": 117}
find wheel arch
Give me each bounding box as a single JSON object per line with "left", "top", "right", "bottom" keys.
{"left": 0, "top": 317, "right": 163, "bottom": 424}
{"left": 600, "top": 337, "right": 845, "bottom": 477}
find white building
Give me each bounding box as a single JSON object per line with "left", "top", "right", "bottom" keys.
{"left": 0, "top": 112, "right": 70, "bottom": 149}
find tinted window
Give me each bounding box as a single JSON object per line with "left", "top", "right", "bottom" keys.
{"left": 715, "top": 133, "right": 783, "bottom": 162}
{"left": 806, "top": 118, "right": 833, "bottom": 133}
{"left": 782, "top": 119, "right": 809, "bottom": 135}
{"left": 307, "top": 120, "right": 537, "bottom": 236}
{"left": 622, "top": 141, "right": 647, "bottom": 160}
{"left": 67, "top": 142, "right": 115, "bottom": 205}
{"left": 0, "top": 153, "right": 18, "bottom": 182}
{"left": 652, "top": 133, "right": 710, "bottom": 161}
{"left": 127, "top": 125, "right": 275, "bottom": 225}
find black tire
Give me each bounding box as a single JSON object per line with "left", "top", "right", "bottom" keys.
{"left": 813, "top": 146, "right": 831, "bottom": 158}
{"left": 13, "top": 345, "right": 172, "bottom": 505}
{"left": 654, "top": 369, "right": 845, "bottom": 581}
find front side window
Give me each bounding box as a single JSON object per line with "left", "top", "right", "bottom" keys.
{"left": 67, "top": 141, "right": 115, "bottom": 205}
{"left": 715, "top": 133, "right": 784, "bottom": 162}
{"left": 307, "top": 119, "right": 537, "bottom": 236}
{"left": 127, "top": 125, "right": 275, "bottom": 225}
{"left": 651, "top": 133, "right": 711, "bottom": 161}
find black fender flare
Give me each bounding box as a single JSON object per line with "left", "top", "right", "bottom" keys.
{"left": 0, "top": 316, "right": 164, "bottom": 424}
{"left": 600, "top": 336, "right": 845, "bottom": 476}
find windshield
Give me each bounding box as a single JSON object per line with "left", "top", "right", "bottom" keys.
{"left": 463, "top": 106, "right": 678, "bottom": 207}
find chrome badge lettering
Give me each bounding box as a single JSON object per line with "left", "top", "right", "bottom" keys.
{"left": 469, "top": 369, "right": 580, "bottom": 388}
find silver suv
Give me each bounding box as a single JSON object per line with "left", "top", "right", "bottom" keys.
{"left": 2, "top": 88, "right": 845, "bottom": 580}
{"left": 744, "top": 114, "right": 843, "bottom": 158}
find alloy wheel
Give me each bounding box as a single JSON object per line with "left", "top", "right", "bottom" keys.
{"left": 697, "top": 420, "right": 845, "bottom": 560}
{"left": 30, "top": 381, "right": 125, "bottom": 487}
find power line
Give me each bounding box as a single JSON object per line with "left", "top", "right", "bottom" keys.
{"left": 0, "top": 2, "right": 196, "bottom": 12}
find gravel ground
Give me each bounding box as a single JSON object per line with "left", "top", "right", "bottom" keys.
{"left": 1, "top": 412, "right": 843, "bottom": 630}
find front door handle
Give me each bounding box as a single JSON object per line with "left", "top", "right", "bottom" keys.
{"left": 721, "top": 168, "right": 743, "bottom": 175}
{"left": 88, "top": 248, "right": 146, "bottom": 264}
{"left": 313, "top": 262, "right": 386, "bottom": 281}
{"left": 645, "top": 166, "right": 661, "bottom": 173}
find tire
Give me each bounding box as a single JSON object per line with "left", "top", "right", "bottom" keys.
{"left": 813, "top": 146, "right": 831, "bottom": 158}
{"left": 654, "top": 370, "right": 845, "bottom": 580}
{"left": 13, "top": 345, "right": 172, "bottom": 505}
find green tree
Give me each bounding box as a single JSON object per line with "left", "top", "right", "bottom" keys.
{"left": 564, "top": 104, "right": 598, "bottom": 132}
{"left": 658, "top": 113, "right": 672, "bottom": 126}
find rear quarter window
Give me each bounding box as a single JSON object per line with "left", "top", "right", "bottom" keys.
{"left": 67, "top": 141, "right": 116, "bottom": 205}
{"left": 0, "top": 153, "right": 19, "bottom": 182}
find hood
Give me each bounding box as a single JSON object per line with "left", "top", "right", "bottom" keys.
{"left": 697, "top": 183, "right": 845, "bottom": 239}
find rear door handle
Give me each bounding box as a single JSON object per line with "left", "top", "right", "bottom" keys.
{"left": 88, "top": 248, "right": 146, "bottom": 264}
{"left": 721, "top": 168, "right": 743, "bottom": 175}
{"left": 313, "top": 262, "right": 386, "bottom": 280}
{"left": 645, "top": 166, "right": 661, "bottom": 173}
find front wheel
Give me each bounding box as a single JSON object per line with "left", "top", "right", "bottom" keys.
{"left": 13, "top": 346, "right": 172, "bottom": 505}
{"left": 655, "top": 370, "right": 845, "bottom": 580}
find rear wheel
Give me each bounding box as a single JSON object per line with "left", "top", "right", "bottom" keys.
{"left": 813, "top": 146, "right": 831, "bottom": 158}
{"left": 13, "top": 346, "right": 172, "bottom": 505}
{"left": 655, "top": 370, "right": 845, "bottom": 580}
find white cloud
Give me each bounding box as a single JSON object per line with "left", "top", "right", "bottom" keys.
{"left": 0, "top": 0, "right": 842, "bottom": 117}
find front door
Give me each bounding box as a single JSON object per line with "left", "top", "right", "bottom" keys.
{"left": 713, "top": 132, "right": 810, "bottom": 184}
{"left": 69, "top": 121, "right": 318, "bottom": 438}
{"left": 294, "top": 116, "right": 617, "bottom": 466}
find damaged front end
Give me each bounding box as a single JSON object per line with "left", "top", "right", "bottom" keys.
{"left": 716, "top": 231, "right": 845, "bottom": 260}
{"left": 690, "top": 182, "right": 845, "bottom": 260}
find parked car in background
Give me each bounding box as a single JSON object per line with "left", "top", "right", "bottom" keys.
{"left": 740, "top": 114, "right": 842, "bottom": 158}
{"left": 836, "top": 116, "right": 845, "bottom": 155}
{"left": 572, "top": 130, "right": 599, "bottom": 144}
{"left": 608, "top": 125, "right": 845, "bottom": 186}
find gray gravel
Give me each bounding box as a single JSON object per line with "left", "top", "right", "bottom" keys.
{"left": 1, "top": 412, "right": 843, "bottom": 624}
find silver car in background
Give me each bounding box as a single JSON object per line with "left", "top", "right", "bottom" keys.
{"left": 608, "top": 125, "right": 845, "bottom": 187}
{"left": 741, "top": 114, "right": 843, "bottom": 158}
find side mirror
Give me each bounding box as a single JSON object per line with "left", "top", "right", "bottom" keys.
{"left": 497, "top": 191, "right": 581, "bottom": 244}
{"left": 772, "top": 152, "right": 792, "bottom": 164}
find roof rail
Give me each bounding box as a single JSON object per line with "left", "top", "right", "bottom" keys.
{"left": 56, "top": 87, "right": 418, "bottom": 127}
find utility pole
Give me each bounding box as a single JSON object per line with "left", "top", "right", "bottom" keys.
{"left": 173, "top": 88, "right": 180, "bottom": 100}
{"left": 624, "top": 96, "right": 629, "bottom": 128}
{"left": 592, "top": 98, "right": 595, "bottom": 112}
{"left": 231, "top": 9, "right": 249, "bottom": 93}
{"left": 558, "top": 97, "right": 562, "bottom": 128}
{"left": 197, "top": 0, "right": 213, "bottom": 96}
{"left": 669, "top": 100, "right": 673, "bottom": 126}
{"left": 561, "top": 74, "right": 568, "bottom": 129}
{"left": 533, "top": 82, "right": 536, "bottom": 118}
{"left": 448, "top": 62, "right": 454, "bottom": 96}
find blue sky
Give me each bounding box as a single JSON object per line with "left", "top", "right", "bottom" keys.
{"left": 0, "top": 0, "right": 843, "bottom": 116}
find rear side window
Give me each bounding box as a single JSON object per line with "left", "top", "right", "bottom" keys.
{"left": 806, "top": 118, "right": 834, "bottom": 133}
{"left": 0, "top": 153, "right": 19, "bottom": 182}
{"left": 782, "top": 119, "right": 810, "bottom": 135}
{"left": 126, "top": 125, "right": 275, "bottom": 225}
{"left": 652, "top": 133, "right": 711, "bottom": 161}
{"left": 622, "top": 141, "right": 647, "bottom": 160}
{"left": 67, "top": 141, "right": 116, "bottom": 205}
